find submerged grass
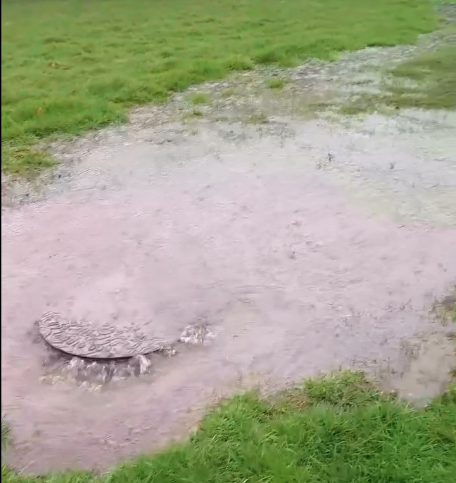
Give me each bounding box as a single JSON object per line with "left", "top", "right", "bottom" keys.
{"left": 338, "top": 31, "right": 456, "bottom": 115}
{"left": 434, "top": 288, "right": 456, "bottom": 325}
{"left": 1, "top": 419, "right": 9, "bottom": 451}
{"left": 388, "top": 44, "right": 456, "bottom": 109}
{"left": 2, "top": 372, "right": 456, "bottom": 483}
{"left": 1, "top": 0, "right": 437, "bottom": 174}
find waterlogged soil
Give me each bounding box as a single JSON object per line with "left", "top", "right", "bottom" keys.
{"left": 2, "top": 32, "right": 456, "bottom": 474}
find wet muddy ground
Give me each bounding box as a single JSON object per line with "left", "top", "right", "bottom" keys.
{"left": 2, "top": 31, "right": 456, "bottom": 474}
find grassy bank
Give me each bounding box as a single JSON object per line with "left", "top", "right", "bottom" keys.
{"left": 2, "top": 372, "right": 456, "bottom": 483}
{"left": 1, "top": 0, "right": 437, "bottom": 175}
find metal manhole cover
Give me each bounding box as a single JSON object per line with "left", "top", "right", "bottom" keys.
{"left": 38, "top": 312, "right": 165, "bottom": 359}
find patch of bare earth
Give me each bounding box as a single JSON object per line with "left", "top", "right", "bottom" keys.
{"left": 2, "top": 33, "right": 456, "bottom": 474}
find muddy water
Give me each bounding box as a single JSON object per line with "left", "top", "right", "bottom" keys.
{"left": 2, "top": 116, "right": 456, "bottom": 473}
{"left": 2, "top": 43, "right": 456, "bottom": 474}
{"left": 385, "top": 332, "right": 456, "bottom": 407}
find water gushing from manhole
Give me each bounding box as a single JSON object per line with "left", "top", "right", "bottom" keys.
{"left": 36, "top": 313, "right": 214, "bottom": 388}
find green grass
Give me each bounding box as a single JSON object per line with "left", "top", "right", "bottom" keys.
{"left": 2, "top": 372, "right": 456, "bottom": 483}
{"left": 266, "top": 78, "right": 286, "bottom": 89}
{"left": 1, "top": 0, "right": 437, "bottom": 175}
{"left": 1, "top": 419, "right": 9, "bottom": 451}
{"left": 187, "top": 93, "right": 211, "bottom": 105}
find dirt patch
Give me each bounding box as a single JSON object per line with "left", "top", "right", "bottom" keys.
{"left": 2, "top": 33, "right": 456, "bottom": 474}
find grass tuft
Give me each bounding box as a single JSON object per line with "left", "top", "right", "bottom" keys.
{"left": 2, "top": 145, "right": 56, "bottom": 177}
{"left": 1, "top": 420, "right": 9, "bottom": 451}
{"left": 246, "top": 112, "right": 269, "bottom": 124}
{"left": 187, "top": 93, "right": 211, "bottom": 105}
{"left": 266, "top": 77, "right": 285, "bottom": 89}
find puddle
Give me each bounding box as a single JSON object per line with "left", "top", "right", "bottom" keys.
{"left": 385, "top": 332, "right": 456, "bottom": 406}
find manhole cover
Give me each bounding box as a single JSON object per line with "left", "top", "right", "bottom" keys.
{"left": 38, "top": 312, "right": 165, "bottom": 359}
